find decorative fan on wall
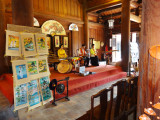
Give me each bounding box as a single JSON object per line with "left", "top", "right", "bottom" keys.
{"left": 41, "top": 20, "right": 66, "bottom": 36}
{"left": 69, "top": 23, "right": 79, "bottom": 31}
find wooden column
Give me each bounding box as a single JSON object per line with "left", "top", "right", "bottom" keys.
{"left": 83, "top": 0, "right": 89, "bottom": 49}
{"left": 137, "top": 0, "right": 160, "bottom": 119}
{"left": 12, "top": 0, "right": 33, "bottom": 26}
{"left": 121, "top": 0, "right": 130, "bottom": 72}
{"left": 0, "top": 0, "right": 9, "bottom": 74}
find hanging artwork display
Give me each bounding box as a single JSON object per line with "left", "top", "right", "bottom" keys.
{"left": 41, "top": 20, "right": 66, "bottom": 36}
{"left": 35, "top": 33, "right": 48, "bottom": 55}
{"left": 14, "top": 83, "right": 28, "bottom": 111}
{"left": 54, "top": 36, "right": 60, "bottom": 48}
{"left": 21, "top": 32, "right": 36, "bottom": 57}
{"left": 5, "top": 30, "right": 21, "bottom": 56}
{"left": 37, "top": 56, "right": 50, "bottom": 77}
{"left": 46, "top": 36, "right": 51, "bottom": 49}
{"left": 39, "top": 76, "right": 53, "bottom": 105}
{"left": 26, "top": 58, "right": 39, "bottom": 79}
{"left": 63, "top": 37, "right": 68, "bottom": 48}
{"left": 69, "top": 23, "right": 79, "bottom": 31}
{"left": 28, "top": 79, "right": 41, "bottom": 110}
{"left": 12, "top": 60, "right": 29, "bottom": 85}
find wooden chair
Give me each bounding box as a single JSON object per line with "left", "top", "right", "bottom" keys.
{"left": 124, "top": 77, "right": 138, "bottom": 120}
{"left": 90, "top": 87, "right": 113, "bottom": 120}
{"left": 111, "top": 80, "right": 128, "bottom": 120}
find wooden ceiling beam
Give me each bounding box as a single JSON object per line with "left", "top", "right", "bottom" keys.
{"left": 96, "top": 4, "right": 121, "bottom": 14}
{"left": 102, "top": 9, "right": 135, "bottom": 19}
{"left": 130, "top": 13, "right": 141, "bottom": 23}
{"left": 86, "top": 0, "right": 121, "bottom": 13}
{"left": 130, "top": 1, "right": 140, "bottom": 8}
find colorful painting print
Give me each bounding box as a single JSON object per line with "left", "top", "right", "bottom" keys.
{"left": 63, "top": 37, "right": 68, "bottom": 48}
{"left": 46, "top": 37, "right": 50, "bottom": 49}
{"left": 27, "top": 61, "right": 38, "bottom": 75}
{"left": 39, "top": 76, "right": 51, "bottom": 101}
{"left": 28, "top": 80, "right": 40, "bottom": 107}
{"left": 38, "top": 60, "right": 47, "bottom": 73}
{"left": 16, "top": 64, "right": 27, "bottom": 80}
{"left": 37, "top": 37, "right": 46, "bottom": 50}
{"left": 15, "top": 84, "right": 27, "bottom": 106}
{"left": 8, "top": 35, "right": 19, "bottom": 50}
{"left": 24, "top": 37, "right": 34, "bottom": 51}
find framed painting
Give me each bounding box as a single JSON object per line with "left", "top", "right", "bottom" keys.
{"left": 28, "top": 79, "right": 41, "bottom": 110}
{"left": 26, "top": 58, "right": 39, "bottom": 79}
{"left": 21, "top": 32, "right": 36, "bottom": 57}
{"left": 39, "top": 76, "right": 53, "bottom": 105}
{"left": 12, "top": 60, "right": 29, "bottom": 85}
{"left": 93, "top": 40, "right": 100, "bottom": 49}
{"left": 54, "top": 36, "right": 60, "bottom": 48}
{"left": 5, "top": 30, "right": 21, "bottom": 56}
{"left": 46, "top": 36, "right": 51, "bottom": 49}
{"left": 37, "top": 56, "right": 50, "bottom": 77}
{"left": 35, "top": 33, "right": 48, "bottom": 55}
{"left": 63, "top": 36, "right": 68, "bottom": 48}
{"left": 14, "top": 83, "right": 28, "bottom": 111}
{"left": 89, "top": 38, "right": 94, "bottom": 49}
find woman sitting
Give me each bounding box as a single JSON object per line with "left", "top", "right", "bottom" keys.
{"left": 58, "top": 44, "right": 67, "bottom": 59}
{"left": 90, "top": 44, "right": 99, "bottom": 66}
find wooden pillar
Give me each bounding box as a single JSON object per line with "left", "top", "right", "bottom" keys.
{"left": 121, "top": 0, "right": 130, "bottom": 72}
{"left": 137, "top": 0, "right": 160, "bottom": 119}
{"left": 83, "top": 0, "right": 89, "bottom": 49}
{"left": 12, "top": 0, "right": 33, "bottom": 26}
{"left": 0, "top": 0, "right": 9, "bottom": 74}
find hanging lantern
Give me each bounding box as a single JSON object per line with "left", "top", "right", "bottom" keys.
{"left": 108, "top": 18, "right": 114, "bottom": 29}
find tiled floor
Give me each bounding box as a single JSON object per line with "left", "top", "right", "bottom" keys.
{"left": 0, "top": 78, "right": 126, "bottom": 120}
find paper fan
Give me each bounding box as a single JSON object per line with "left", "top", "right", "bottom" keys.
{"left": 152, "top": 102, "right": 160, "bottom": 110}
{"left": 144, "top": 108, "right": 156, "bottom": 116}
{"left": 139, "top": 114, "right": 151, "bottom": 120}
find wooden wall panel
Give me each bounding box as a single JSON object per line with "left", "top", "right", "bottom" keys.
{"left": 32, "top": 0, "right": 83, "bottom": 21}
{"left": 89, "top": 22, "right": 105, "bottom": 60}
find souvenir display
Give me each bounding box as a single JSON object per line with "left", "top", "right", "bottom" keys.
{"left": 35, "top": 33, "right": 48, "bottom": 55}
{"left": 5, "top": 24, "right": 52, "bottom": 111}
{"left": 12, "top": 60, "right": 29, "bottom": 85}
{"left": 28, "top": 79, "right": 41, "bottom": 110}
{"left": 14, "top": 83, "right": 28, "bottom": 111}
{"left": 39, "top": 76, "right": 53, "bottom": 105}
{"left": 5, "top": 30, "right": 21, "bottom": 56}
{"left": 26, "top": 58, "right": 39, "bottom": 79}
{"left": 21, "top": 32, "right": 36, "bottom": 57}
{"left": 37, "top": 56, "right": 50, "bottom": 77}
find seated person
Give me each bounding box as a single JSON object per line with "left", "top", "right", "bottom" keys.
{"left": 78, "top": 44, "right": 89, "bottom": 67}
{"left": 90, "top": 44, "right": 99, "bottom": 66}
{"left": 58, "top": 44, "right": 67, "bottom": 59}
